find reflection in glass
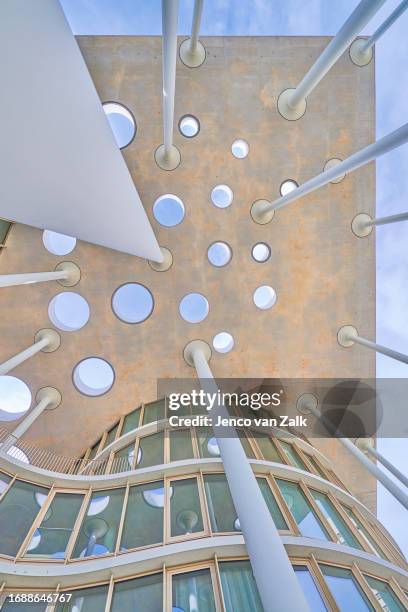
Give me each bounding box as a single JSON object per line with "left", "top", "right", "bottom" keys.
{"left": 111, "top": 573, "right": 163, "bottom": 611}
{"left": 310, "top": 490, "right": 362, "bottom": 549}
{"left": 0, "top": 471, "right": 11, "bottom": 495}
{"left": 72, "top": 488, "right": 125, "bottom": 558}
{"left": 197, "top": 428, "right": 221, "bottom": 458}
{"left": 276, "top": 480, "right": 329, "bottom": 540}
{"left": 341, "top": 504, "right": 387, "bottom": 560}
{"left": 293, "top": 566, "right": 328, "bottom": 611}
{"left": 121, "top": 407, "right": 141, "bottom": 435}
{"left": 121, "top": 481, "right": 164, "bottom": 550}
{"left": 321, "top": 565, "right": 373, "bottom": 612}
{"left": 279, "top": 441, "right": 308, "bottom": 471}
{"left": 306, "top": 453, "right": 328, "bottom": 479}
{"left": 172, "top": 568, "right": 216, "bottom": 612}
{"left": 111, "top": 442, "right": 136, "bottom": 474}
{"left": 0, "top": 479, "right": 49, "bottom": 556}
{"left": 137, "top": 431, "right": 164, "bottom": 469}
{"left": 25, "top": 492, "right": 84, "bottom": 559}
{"left": 204, "top": 474, "right": 238, "bottom": 533}
{"left": 170, "top": 429, "right": 194, "bottom": 462}
{"left": 257, "top": 478, "right": 288, "bottom": 530}
{"left": 56, "top": 584, "right": 109, "bottom": 612}
{"left": 219, "top": 561, "right": 263, "bottom": 612}
{"left": 365, "top": 575, "right": 405, "bottom": 612}
{"left": 253, "top": 433, "right": 284, "bottom": 463}
{"left": 102, "top": 422, "right": 119, "bottom": 449}
{"left": 170, "top": 478, "right": 204, "bottom": 537}
{"left": 143, "top": 400, "right": 165, "bottom": 425}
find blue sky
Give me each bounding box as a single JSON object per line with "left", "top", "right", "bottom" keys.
{"left": 60, "top": 0, "right": 408, "bottom": 555}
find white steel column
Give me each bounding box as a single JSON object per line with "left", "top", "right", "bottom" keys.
{"left": 155, "top": 0, "right": 181, "bottom": 171}
{"left": 297, "top": 395, "right": 408, "bottom": 511}
{"left": 0, "top": 329, "right": 61, "bottom": 375}
{"left": 338, "top": 325, "right": 408, "bottom": 365}
{"left": 350, "top": 0, "right": 408, "bottom": 66}
{"left": 277, "top": 0, "right": 386, "bottom": 120}
{"left": 356, "top": 439, "right": 408, "bottom": 489}
{"left": 179, "top": 0, "right": 206, "bottom": 68}
{"left": 251, "top": 122, "right": 408, "bottom": 223}
{"left": 11, "top": 387, "right": 61, "bottom": 440}
{"left": 184, "top": 340, "right": 310, "bottom": 612}
{"left": 0, "top": 262, "right": 80, "bottom": 288}
{"left": 352, "top": 211, "right": 408, "bottom": 237}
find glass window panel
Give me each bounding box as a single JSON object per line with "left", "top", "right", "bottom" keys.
{"left": 321, "top": 565, "right": 374, "bottom": 612}
{"left": 120, "top": 480, "right": 164, "bottom": 550}
{"left": 365, "top": 576, "right": 405, "bottom": 612}
{"left": 142, "top": 400, "right": 165, "bottom": 425}
{"left": 56, "top": 585, "right": 109, "bottom": 612}
{"left": 276, "top": 479, "right": 329, "bottom": 540}
{"left": 170, "top": 478, "right": 204, "bottom": 537}
{"left": 72, "top": 487, "right": 125, "bottom": 558}
{"left": 121, "top": 407, "right": 141, "bottom": 435}
{"left": 306, "top": 454, "right": 328, "bottom": 479}
{"left": 341, "top": 504, "right": 387, "bottom": 559}
{"left": 0, "top": 479, "right": 49, "bottom": 556}
{"left": 102, "top": 423, "right": 119, "bottom": 449}
{"left": 257, "top": 478, "right": 288, "bottom": 530}
{"left": 197, "top": 428, "right": 221, "bottom": 458}
{"left": 279, "top": 441, "right": 308, "bottom": 470}
{"left": 169, "top": 429, "right": 194, "bottom": 462}
{"left": 252, "top": 433, "right": 284, "bottom": 463}
{"left": 111, "top": 573, "right": 163, "bottom": 611}
{"left": 238, "top": 430, "right": 255, "bottom": 458}
{"left": 219, "top": 560, "right": 263, "bottom": 612}
{"left": 111, "top": 442, "right": 135, "bottom": 474}
{"left": 310, "top": 490, "right": 362, "bottom": 549}
{"left": 2, "top": 598, "right": 47, "bottom": 612}
{"left": 293, "top": 566, "right": 328, "bottom": 611}
{"left": 88, "top": 441, "right": 100, "bottom": 460}
{"left": 172, "top": 568, "right": 216, "bottom": 612}
{"left": 204, "top": 474, "right": 238, "bottom": 532}
{"left": 138, "top": 431, "right": 164, "bottom": 469}
{"left": 25, "top": 492, "right": 84, "bottom": 559}
{"left": 0, "top": 471, "right": 12, "bottom": 495}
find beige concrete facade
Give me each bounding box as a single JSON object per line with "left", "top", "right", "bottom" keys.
{"left": 0, "top": 37, "right": 375, "bottom": 509}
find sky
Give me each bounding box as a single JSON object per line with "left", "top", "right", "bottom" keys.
{"left": 59, "top": 0, "right": 408, "bottom": 555}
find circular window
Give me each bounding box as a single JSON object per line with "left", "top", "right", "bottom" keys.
{"left": 112, "top": 283, "right": 154, "bottom": 324}
{"left": 42, "top": 230, "right": 76, "bottom": 256}
{"left": 207, "top": 242, "right": 232, "bottom": 267}
{"left": 280, "top": 179, "right": 298, "bottom": 197}
{"left": 211, "top": 185, "right": 233, "bottom": 209}
{"left": 179, "top": 115, "right": 200, "bottom": 138}
{"left": 179, "top": 293, "right": 209, "bottom": 323}
{"left": 213, "top": 332, "right": 234, "bottom": 353}
{"left": 207, "top": 437, "right": 220, "bottom": 457}
{"left": 0, "top": 376, "right": 31, "bottom": 421}
{"left": 153, "top": 194, "right": 185, "bottom": 227}
{"left": 231, "top": 139, "right": 249, "bottom": 159}
{"left": 103, "top": 102, "right": 136, "bottom": 149}
{"left": 73, "top": 358, "right": 115, "bottom": 397}
{"left": 48, "top": 292, "right": 90, "bottom": 332}
{"left": 252, "top": 242, "right": 271, "bottom": 263}
{"left": 253, "top": 286, "right": 277, "bottom": 310}
{"left": 143, "top": 486, "right": 173, "bottom": 508}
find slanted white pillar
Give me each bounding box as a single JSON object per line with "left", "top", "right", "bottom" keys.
{"left": 251, "top": 122, "right": 408, "bottom": 223}
{"left": 0, "top": 329, "right": 61, "bottom": 375}
{"left": 277, "top": 0, "right": 386, "bottom": 120}
{"left": 184, "top": 340, "right": 309, "bottom": 612}
{"left": 179, "top": 0, "right": 205, "bottom": 68}
{"left": 350, "top": 0, "right": 408, "bottom": 66}
{"left": 0, "top": 262, "right": 80, "bottom": 288}
{"left": 11, "top": 387, "right": 61, "bottom": 440}
{"left": 352, "top": 211, "right": 408, "bottom": 237}
{"left": 297, "top": 394, "right": 408, "bottom": 511}
{"left": 155, "top": 0, "right": 181, "bottom": 171}
{"left": 356, "top": 439, "right": 408, "bottom": 489}
{"left": 337, "top": 326, "right": 408, "bottom": 365}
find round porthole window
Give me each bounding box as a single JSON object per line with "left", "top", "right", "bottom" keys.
{"left": 179, "top": 293, "right": 209, "bottom": 323}
{"left": 42, "top": 230, "right": 76, "bottom": 256}
{"left": 179, "top": 115, "right": 200, "bottom": 138}
{"left": 211, "top": 185, "right": 233, "bottom": 209}
{"left": 103, "top": 102, "right": 136, "bottom": 149}
{"left": 207, "top": 242, "right": 232, "bottom": 267}
{"left": 73, "top": 358, "right": 115, "bottom": 397}
{"left": 252, "top": 242, "right": 271, "bottom": 263}
{"left": 0, "top": 376, "right": 31, "bottom": 421}
{"left": 231, "top": 139, "right": 249, "bottom": 159}
{"left": 112, "top": 283, "right": 154, "bottom": 324}
{"left": 280, "top": 179, "right": 298, "bottom": 197}
{"left": 48, "top": 292, "right": 90, "bottom": 331}
{"left": 253, "top": 286, "right": 277, "bottom": 310}
{"left": 153, "top": 194, "right": 185, "bottom": 227}
{"left": 213, "top": 332, "right": 234, "bottom": 353}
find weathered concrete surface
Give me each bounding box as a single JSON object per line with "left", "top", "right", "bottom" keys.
{"left": 0, "top": 37, "right": 376, "bottom": 509}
